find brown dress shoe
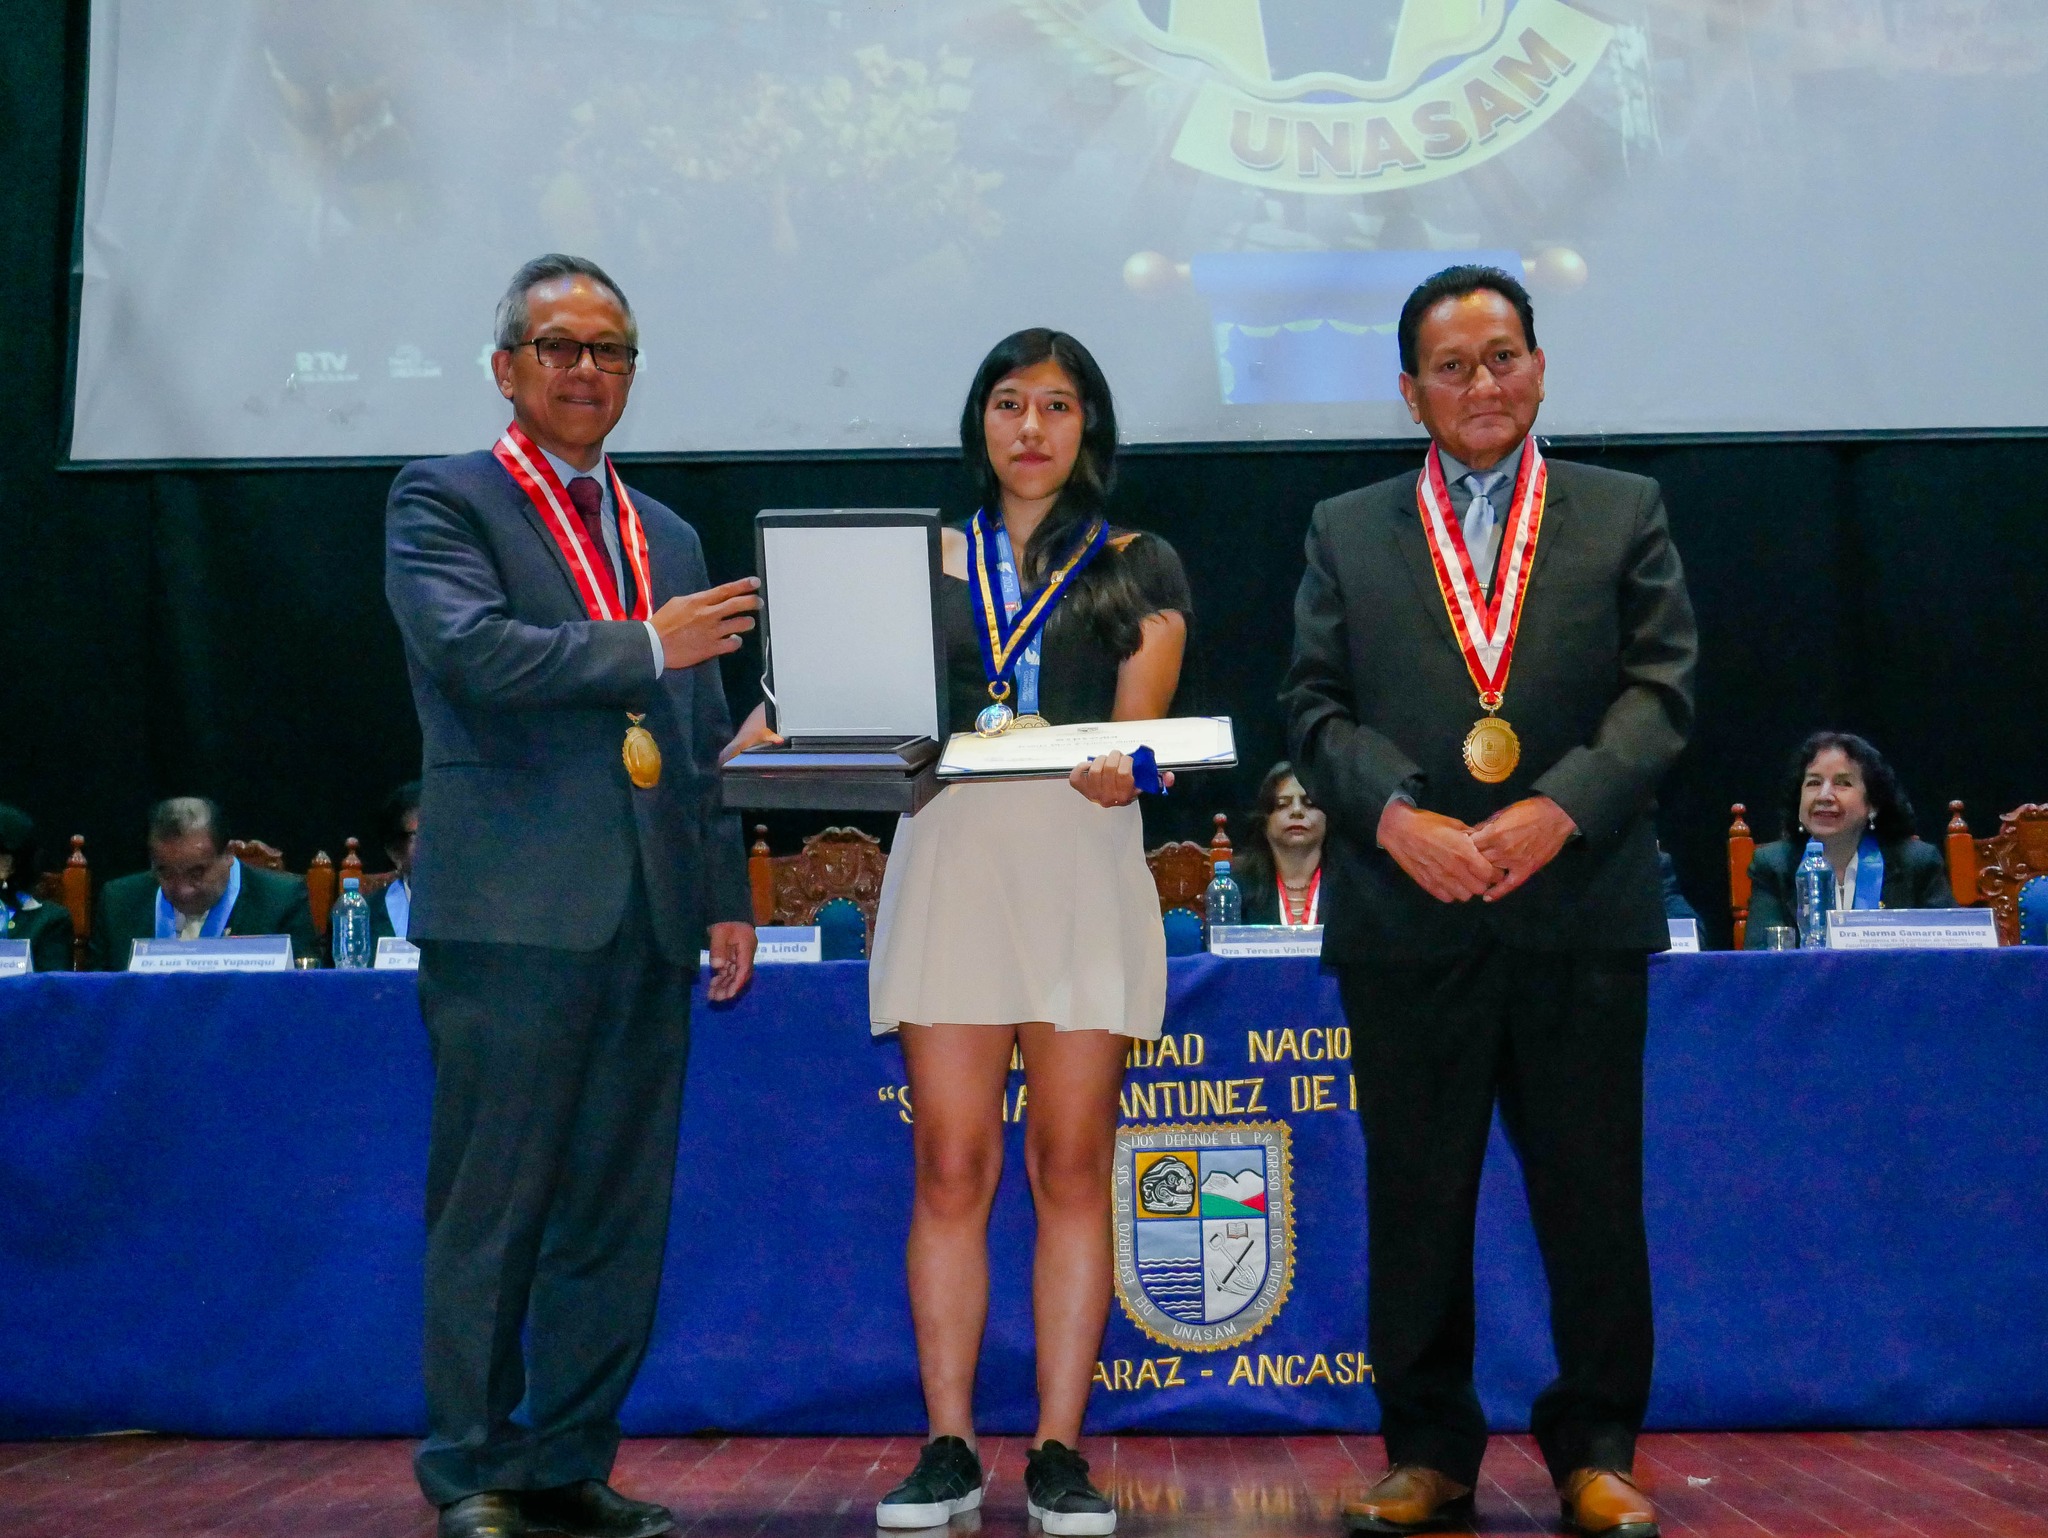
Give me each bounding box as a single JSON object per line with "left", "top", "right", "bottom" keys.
{"left": 1343, "top": 1465, "right": 1476, "bottom": 1534}
{"left": 1559, "top": 1468, "right": 1659, "bottom": 1538}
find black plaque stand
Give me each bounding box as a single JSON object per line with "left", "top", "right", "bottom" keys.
{"left": 722, "top": 736, "right": 941, "bottom": 814}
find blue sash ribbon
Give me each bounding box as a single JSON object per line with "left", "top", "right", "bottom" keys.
{"left": 1843, "top": 833, "right": 1885, "bottom": 911}
{"left": 992, "top": 526, "right": 1042, "bottom": 716}
{"left": 155, "top": 857, "right": 242, "bottom": 940}
{"left": 384, "top": 879, "right": 411, "bottom": 940}
{"left": 967, "top": 509, "right": 1107, "bottom": 708}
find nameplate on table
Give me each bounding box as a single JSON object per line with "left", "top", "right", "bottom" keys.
{"left": 130, "top": 936, "right": 294, "bottom": 973}
{"left": 374, "top": 938, "right": 421, "bottom": 971}
{"left": 698, "top": 927, "right": 823, "bottom": 970}
{"left": 1207, "top": 925, "right": 1323, "bottom": 959}
{"left": 1825, "top": 908, "right": 2000, "bottom": 951}
{"left": 1667, "top": 918, "right": 1701, "bottom": 953}
{"left": 0, "top": 940, "right": 29, "bottom": 977}
{"left": 758, "top": 926, "right": 822, "bottom": 963}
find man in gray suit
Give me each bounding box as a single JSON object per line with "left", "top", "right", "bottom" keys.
{"left": 386, "top": 254, "right": 762, "bottom": 1538}
{"left": 1283, "top": 267, "right": 1695, "bottom": 1538}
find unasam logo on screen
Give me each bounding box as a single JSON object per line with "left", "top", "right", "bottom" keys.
{"left": 1021, "top": 0, "right": 1614, "bottom": 194}
{"left": 1112, "top": 1120, "right": 1293, "bottom": 1351}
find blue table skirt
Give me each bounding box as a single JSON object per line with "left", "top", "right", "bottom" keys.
{"left": 2, "top": 951, "right": 2045, "bottom": 1438}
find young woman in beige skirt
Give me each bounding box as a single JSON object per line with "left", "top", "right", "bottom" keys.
{"left": 871, "top": 329, "right": 1189, "bottom": 1535}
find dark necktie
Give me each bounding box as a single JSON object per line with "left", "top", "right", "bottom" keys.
{"left": 565, "top": 474, "right": 626, "bottom": 609}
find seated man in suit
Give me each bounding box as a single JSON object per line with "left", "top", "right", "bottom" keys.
{"left": 0, "top": 803, "right": 76, "bottom": 971}
{"left": 89, "top": 797, "right": 319, "bottom": 969}
{"left": 370, "top": 780, "right": 421, "bottom": 941}
{"left": 1744, "top": 731, "right": 1952, "bottom": 946}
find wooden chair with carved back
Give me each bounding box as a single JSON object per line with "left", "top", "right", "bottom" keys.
{"left": 1146, "top": 814, "right": 1233, "bottom": 955}
{"left": 337, "top": 838, "right": 400, "bottom": 898}
{"left": 227, "top": 838, "right": 287, "bottom": 873}
{"left": 32, "top": 834, "right": 93, "bottom": 970}
{"left": 1726, "top": 804, "right": 1756, "bottom": 950}
{"left": 1945, "top": 801, "right": 2048, "bottom": 946}
{"left": 747, "top": 825, "right": 888, "bottom": 959}
{"left": 331, "top": 838, "right": 400, "bottom": 942}
{"left": 229, "top": 837, "right": 350, "bottom": 943}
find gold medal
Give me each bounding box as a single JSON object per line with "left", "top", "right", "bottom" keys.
{"left": 1414, "top": 439, "right": 1548, "bottom": 791}
{"left": 1463, "top": 714, "right": 1520, "bottom": 784}
{"left": 968, "top": 509, "right": 1107, "bottom": 743}
{"left": 623, "top": 713, "right": 663, "bottom": 789}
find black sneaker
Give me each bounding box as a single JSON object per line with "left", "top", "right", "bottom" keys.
{"left": 875, "top": 1435, "right": 985, "bottom": 1529}
{"left": 1024, "top": 1441, "right": 1115, "bottom": 1536}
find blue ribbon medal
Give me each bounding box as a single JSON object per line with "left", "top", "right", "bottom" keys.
{"left": 967, "top": 510, "right": 1107, "bottom": 735}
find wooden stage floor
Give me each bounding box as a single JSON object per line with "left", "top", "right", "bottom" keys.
{"left": 5, "top": 1432, "right": 2048, "bottom": 1537}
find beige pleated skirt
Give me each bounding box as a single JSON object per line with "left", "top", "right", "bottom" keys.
{"left": 868, "top": 777, "right": 1167, "bottom": 1039}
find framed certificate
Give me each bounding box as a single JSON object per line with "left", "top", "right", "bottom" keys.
{"left": 724, "top": 508, "right": 946, "bottom": 812}
{"left": 937, "top": 716, "right": 1238, "bottom": 781}
{"left": 754, "top": 508, "right": 944, "bottom": 744}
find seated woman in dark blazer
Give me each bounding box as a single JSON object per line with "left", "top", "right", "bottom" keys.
{"left": 0, "top": 804, "right": 76, "bottom": 971}
{"left": 1235, "top": 762, "right": 1328, "bottom": 927}
{"left": 1744, "top": 731, "right": 1953, "bottom": 947}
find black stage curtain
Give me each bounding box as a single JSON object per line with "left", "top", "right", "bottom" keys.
{"left": 6, "top": 4, "right": 2044, "bottom": 948}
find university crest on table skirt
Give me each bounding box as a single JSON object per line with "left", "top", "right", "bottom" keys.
{"left": 1112, "top": 1121, "right": 1294, "bottom": 1351}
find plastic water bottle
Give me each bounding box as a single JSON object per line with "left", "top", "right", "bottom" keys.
{"left": 1204, "top": 859, "right": 1242, "bottom": 949}
{"left": 332, "top": 877, "right": 373, "bottom": 969}
{"left": 1795, "top": 840, "right": 1831, "bottom": 950}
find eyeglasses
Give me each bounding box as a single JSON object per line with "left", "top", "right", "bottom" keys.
{"left": 1421, "top": 349, "right": 1535, "bottom": 392}
{"left": 514, "top": 337, "right": 639, "bottom": 374}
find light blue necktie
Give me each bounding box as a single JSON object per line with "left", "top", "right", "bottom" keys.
{"left": 1464, "top": 471, "right": 1505, "bottom": 593}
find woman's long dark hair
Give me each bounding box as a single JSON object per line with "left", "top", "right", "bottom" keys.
{"left": 1776, "top": 731, "right": 1918, "bottom": 846}
{"left": 1235, "top": 762, "right": 1312, "bottom": 897}
{"left": 960, "top": 329, "right": 1154, "bottom": 657}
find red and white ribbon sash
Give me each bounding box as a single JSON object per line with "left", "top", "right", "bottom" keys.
{"left": 1415, "top": 436, "right": 1547, "bottom": 709}
{"left": 1278, "top": 869, "right": 1321, "bottom": 928}
{"left": 492, "top": 422, "right": 653, "bottom": 622}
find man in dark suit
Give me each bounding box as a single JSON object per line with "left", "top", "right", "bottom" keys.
{"left": 88, "top": 797, "right": 318, "bottom": 970}
{"left": 1282, "top": 267, "right": 1696, "bottom": 1538}
{"left": 368, "top": 780, "right": 420, "bottom": 942}
{"left": 0, "top": 803, "right": 77, "bottom": 972}
{"left": 385, "top": 254, "right": 762, "bottom": 1538}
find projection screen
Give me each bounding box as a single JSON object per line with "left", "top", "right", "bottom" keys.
{"left": 69, "top": 0, "right": 2048, "bottom": 462}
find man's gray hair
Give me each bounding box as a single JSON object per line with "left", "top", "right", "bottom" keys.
{"left": 494, "top": 254, "right": 637, "bottom": 350}
{"left": 148, "top": 796, "right": 228, "bottom": 853}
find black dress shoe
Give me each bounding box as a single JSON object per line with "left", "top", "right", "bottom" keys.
{"left": 439, "top": 1493, "right": 526, "bottom": 1538}
{"left": 522, "top": 1481, "right": 674, "bottom": 1538}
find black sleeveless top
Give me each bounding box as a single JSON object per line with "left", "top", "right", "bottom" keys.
{"left": 936, "top": 527, "right": 1193, "bottom": 735}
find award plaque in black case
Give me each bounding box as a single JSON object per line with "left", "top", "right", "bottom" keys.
{"left": 720, "top": 508, "right": 947, "bottom": 813}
